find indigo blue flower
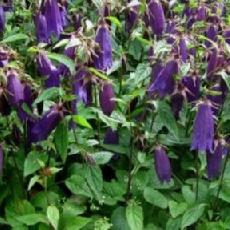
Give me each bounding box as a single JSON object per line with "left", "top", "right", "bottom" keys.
{"left": 191, "top": 101, "right": 214, "bottom": 153}
{"left": 104, "top": 127, "right": 119, "bottom": 145}
{"left": 182, "top": 75, "right": 200, "bottom": 102}
{"left": 125, "top": 1, "right": 139, "bottom": 33}
{"left": 44, "top": 0, "right": 63, "bottom": 38}
{"left": 0, "top": 6, "right": 5, "bottom": 33}
{"left": 28, "top": 104, "right": 63, "bottom": 143}
{"left": 35, "top": 12, "right": 49, "bottom": 43}
{"left": 148, "top": 0, "right": 165, "bottom": 36}
{"left": 207, "top": 140, "right": 223, "bottom": 179}
{"left": 154, "top": 146, "right": 171, "bottom": 183}
{"left": 99, "top": 83, "right": 115, "bottom": 116}
{"left": 94, "top": 24, "right": 113, "bottom": 71}
{"left": 148, "top": 60, "right": 178, "bottom": 97}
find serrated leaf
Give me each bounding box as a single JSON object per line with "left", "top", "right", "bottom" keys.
{"left": 72, "top": 115, "right": 92, "bottom": 129}
{"left": 126, "top": 201, "right": 143, "bottom": 230}
{"left": 168, "top": 201, "right": 188, "bottom": 218}
{"left": 54, "top": 120, "right": 68, "bottom": 163}
{"left": 47, "top": 52, "right": 75, "bottom": 75}
{"left": 93, "top": 151, "right": 113, "bottom": 164}
{"left": 47, "top": 206, "right": 59, "bottom": 230}
{"left": 33, "top": 87, "right": 60, "bottom": 105}
{"left": 181, "top": 204, "right": 206, "bottom": 229}
{"left": 1, "top": 33, "right": 29, "bottom": 43}
{"left": 143, "top": 187, "right": 168, "bottom": 209}
{"left": 24, "top": 151, "right": 48, "bottom": 177}
{"left": 106, "top": 16, "right": 122, "bottom": 28}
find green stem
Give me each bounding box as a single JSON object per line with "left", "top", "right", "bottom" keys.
{"left": 195, "top": 151, "right": 199, "bottom": 201}
{"left": 214, "top": 154, "right": 229, "bottom": 208}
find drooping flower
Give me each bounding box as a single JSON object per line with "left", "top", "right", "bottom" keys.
{"left": 207, "top": 140, "right": 223, "bottom": 179}
{"left": 166, "top": 20, "right": 176, "bottom": 44}
{"left": 125, "top": 1, "right": 139, "bottom": 33}
{"left": 179, "top": 37, "right": 188, "bottom": 63}
{"left": 0, "top": 48, "right": 8, "bottom": 67}
{"left": 191, "top": 101, "right": 214, "bottom": 153}
{"left": 6, "top": 70, "right": 25, "bottom": 106}
{"left": 94, "top": 23, "right": 113, "bottom": 71}
{"left": 17, "top": 84, "right": 34, "bottom": 121}
{"left": 148, "top": 0, "right": 166, "bottom": 36}
{"left": 148, "top": 60, "right": 178, "bottom": 97}
{"left": 104, "top": 127, "right": 119, "bottom": 145}
{"left": 74, "top": 13, "right": 82, "bottom": 31}
{"left": 205, "top": 24, "right": 218, "bottom": 48}
{"left": 59, "top": 5, "right": 68, "bottom": 27}
{"left": 35, "top": 12, "right": 49, "bottom": 43}
{"left": 0, "top": 6, "right": 5, "bottom": 33}
{"left": 28, "top": 104, "right": 63, "bottom": 143}
{"left": 197, "top": 5, "right": 207, "bottom": 21}
{"left": 171, "top": 92, "right": 184, "bottom": 119}
{"left": 182, "top": 74, "right": 200, "bottom": 102}
{"left": 99, "top": 83, "right": 115, "bottom": 116}
{"left": 44, "top": 0, "right": 63, "bottom": 38}
{"left": 154, "top": 146, "right": 171, "bottom": 183}
{"left": 207, "top": 48, "right": 218, "bottom": 78}
{"left": 36, "top": 53, "right": 55, "bottom": 76}
{"left": 207, "top": 82, "right": 227, "bottom": 116}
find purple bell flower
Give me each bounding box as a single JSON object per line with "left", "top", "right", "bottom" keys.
{"left": 35, "top": 12, "right": 49, "bottom": 43}
{"left": 154, "top": 146, "right": 171, "bottom": 183}
{"left": 36, "top": 53, "right": 55, "bottom": 76}
{"left": 44, "top": 0, "right": 63, "bottom": 38}
{"left": 99, "top": 83, "right": 115, "bottom": 116}
{"left": 205, "top": 24, "right": 218, "bottom": 48}
{"left": 94, "top": 23, "right": 113, "bottom": 71}
{"left": 207, "top": 140, "right": 223, "bottom": 180}
{"left": 207, "top": 82, "right": 227, "bottom": 116}
{"left": 166, "top": 20, "right": 176, "bottom": 44}
{"left": 104, "top": 127, "right": 119, "bottom": 145}
{"left": 207, "top": 48, "right": 218, "bottom": 78}
{"left": 17, "top": 84, "right": 33, "bottom": 121}
{"left": 6, "top": 71, "right": 25, "bottom": 106}
{"left": 72, "top": 69, "right": 92, "bottom": 106}
{"left": 59, "top": 5, "right": 68, "bottom": 27}
{"left": 191, "top": 101, "right": 214, "bottom": 153}
{"left": 171, "top": 92, "right": 184, "bottom": 119}
{"left": 182, "top": 74, "right": 200, "bottom": 102}
{"left": 125, "top": 1, "right": 139, "bottom": 33}
{"left": 0, "top": 6, "right": 5, "bottom": 33}
{"left": 0, "top": 49, "right": 8, "bottom": 67}
{"left": 148, "top": 60, "right": 178, "bottom": 97}
{"left": 0, "top": 86, "right": 11, "bottom": 116}
{"left": 28, "top": 104, "right": 63, "bottom": 143}
{"left": 197, "top": 5, "right": 207, "bottom": 21}
{"left": 45, "top": 69, "right": 60, "bottom": 88}
{"left": 74, "top": 13, "right": 82, "bottom": 31}
{"left": 148, "top": 0, "right": 165, "bottom": 36}
{"left": 179, "top": 37, "right": 188, "bottom": 63}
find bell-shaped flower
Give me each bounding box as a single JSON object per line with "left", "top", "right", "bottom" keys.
{"left": 154, "top": 146, "right": 171, "bottom": 183}
{"left": 191, "top": 101, "right": 214, "bottom": 153}
{"left": 148, "top": 0, "right": 165, "bottom": 36}
{"left": 94, "top": 23, "right": 113, "bottom": 71}
{"left": 99, "top": 83, "right": 115, "bottom": 116}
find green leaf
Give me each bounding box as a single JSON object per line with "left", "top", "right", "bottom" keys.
{"left": 47, "top": 206, "right": 59, "bottom": 230}
{"left": 153, "top": 101, "right": 178, "bottom": 137}
{"left": 33, "top": 87, "right": 60, "bottom": 105}
{"left": 47, "top": 52, "right": 75, "bottom": 75}
{"left": 88, "top": 67, "right": 108, "bottom": 80}
{"left": 182, "top": 186, "right": 196, "bottom": 205}
{"left": 62, "top": 216, "right": 91, "bottom": 230}
{"left": 143, "top": 187, "right": 168, "bottom": 209}
{"left": 72, "top": 115, "right": 92, "bottom": 129}
{"left": 126, "top": 201, "right": 143, "bottom": 230}
{"left": 16, "top": 214, "right": 48, "bottom": 226}
{"left": 1, "top": 33, "right": 29, "bottom": 43}
{"left": 54, "top": 120, "right": 68, "bottom": 163}
{"left": 24, "top": 151, "right": 48, "bottom": 177}
{"left": 168, "top": 201, "right": 188, "bottom": 218}
{"left": 106, "top": 16, "right": 122, "bottom": 28}
{"left": 65, "top": 175, "right": 92, "bottom": 198}
{"left": 93, "top": 151, "right": 113, "bottom": 165}
{"left": 181, "top": 204, "right": 206, "bottom": 229}
{"left": 111, "top": 207, "right": 130, "bottom": 230}
{"left": 166, "top": 217, "right": 181, "bottom": 230}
